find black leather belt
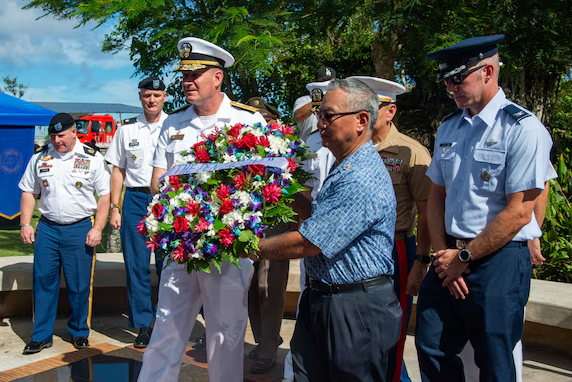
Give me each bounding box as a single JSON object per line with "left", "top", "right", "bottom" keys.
{"left": 446, "top": 234, "right": 474, "bottom": 249}
{"left": 307, "top": 275, "right": 391, "bottom": 295}
{"left": 127, "top": 187, "right": 152, "bottom": 194}
{"left": 40, "top": 216, "right": 91, "bottom": 226}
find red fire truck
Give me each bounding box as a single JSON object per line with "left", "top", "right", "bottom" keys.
{"left": 74, "top": 115, "right": 118, "bottom": 153}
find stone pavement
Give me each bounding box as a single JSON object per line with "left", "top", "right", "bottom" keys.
{"left": 0, "top": 314, "right": 571, "bottom": 381}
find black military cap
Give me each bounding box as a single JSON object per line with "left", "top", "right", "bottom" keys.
{"left": 315, "top": 66, "right": 336, "bottom": 82}
{"left": 426, "top": 34, "right": 505, "bottom": 81}
{"left": 138, "top": 76, "right": 166, "bottom": 91}
{"left": 48, "top": 113, "right": 76, "bottom": 134}
{"left": 246, "top": 97, "right": 281, "bottom": 122}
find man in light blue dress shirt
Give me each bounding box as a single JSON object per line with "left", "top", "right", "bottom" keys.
{"left": 415, "top": 35, "right": 556, "bottom": 381}
{"left": 247, "top": 78, "right": 401, "bottom": 381}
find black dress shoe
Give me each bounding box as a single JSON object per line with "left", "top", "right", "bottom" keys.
{"left": 71, "top": 336, "right": 90, "bottom": 349}
{"left": 250, "top": 358, "right": 276, "bottom": 374}
{"left": 23, "top": 341, "right": 52, "bottom": 355}
{"left": 134, "top": 327, "right": 152, "bottom": 348}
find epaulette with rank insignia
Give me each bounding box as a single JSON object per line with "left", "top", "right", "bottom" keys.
{"left": 442, "top": 109, "right": 462, "bottom": 122}
{"left": 35, "top": 144, "right": 48, "bottom": 154}
{"left": 84, "top": 146, "right": 97, "bottom": 156}
{"left": 122, "top": 117, "right": 137, "bottom": 125}
{"left": 503, "top": 104, "right": 531, "bottom": 123}
{"left": 171, "top": 104, "right": 191, "bottom": 114}
{"left": 230, "top": 101, "right": 258, "bottom": 113}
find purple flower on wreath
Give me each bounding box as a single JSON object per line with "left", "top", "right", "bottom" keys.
{"left": 202, "top": 242, "right": 218, "bottom": 258}
{"left": 254, "top": 225, "right": 267, "bottom": 238}
{"left": 249, "top": 194, "right": 263, "bottom": 211}
{"left": 173, "top": 207, "right": 187, "bottom": 217}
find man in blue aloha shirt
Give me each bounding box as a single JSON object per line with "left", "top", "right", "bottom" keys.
{"left": 247, "top": 78, "right": 401, "bottom": 382}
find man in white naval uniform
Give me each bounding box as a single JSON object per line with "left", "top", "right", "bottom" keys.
{"left": 104, "top": 76, "right": 169, "bottom": 348}
{"left": 137, "top": 37, "right": 266, "bottom": 382}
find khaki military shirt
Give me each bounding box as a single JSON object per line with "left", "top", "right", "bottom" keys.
{"left": 375, "top": 123, "right": 432, "bottom": 234}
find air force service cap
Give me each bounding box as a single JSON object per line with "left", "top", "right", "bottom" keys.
{"left": 348, "top": 76, "right": 406, "bottom": 103}
{"left": 174, "top": 37, "right": 235, "bottom": 72}
{"left": 426, "top": 34, "right": 505, "bottom": 81}
{"left": 138, "top": 76, "right": 166, "bottom": 91}
{"left": 48, "top": 113, "right": 76, "bottom": 134}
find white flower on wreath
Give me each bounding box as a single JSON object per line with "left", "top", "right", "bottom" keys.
{"left": 195, "top": 171, "right": 212, "bottom": 184}
{"left": 268, "top": 135, "right": 290, "bottom": 155}
{"left": 222, "top": 210, "right": 243, "bottom": 227}
{"left": 145, "top": 214, "right": 159, "bottom": 233}
{"left": 191, "top": 251, "right": 202, "bottom": 259}
{"left": 163, "top": 214, "right": 174, "bottom": 225}
{"left": 252, "top": 180, "right": 266, "bottom": 191}
{"left": 232, "top": 190, "right": 251, "bottom": 207}
{"left": 222, "top": 153, "right": 238, "bottom": 163}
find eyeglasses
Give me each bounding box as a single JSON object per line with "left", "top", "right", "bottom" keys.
{"left": 314, "top": 110, "right": 365, "bottom": 124}
{"left": 444, "top": 64, "right": 486, "bottom": 85}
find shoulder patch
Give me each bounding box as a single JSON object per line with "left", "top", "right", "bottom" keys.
{"left": 442, "top": 109, "right": 462, "bottom": 122}
{"left": 502, "top": 104, "right": 531, "bottom": 122}
{"left": 83, "top": 146, "right": 96, "bottom": 156}
{"left": 171, "top": 104, "right": 191, "bottom": 114}
{"left": 122, "top": 117, "right": 137, "bottom": 125}
{"left": 230, "top": 101, "right": 258, "bottom": 113}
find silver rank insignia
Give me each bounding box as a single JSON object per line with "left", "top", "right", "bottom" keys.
{"left": 485, "top": 139, "right": 497, "bottom": 146}
{"left": 481, "top": 171, "right": 491, "bottom": 181}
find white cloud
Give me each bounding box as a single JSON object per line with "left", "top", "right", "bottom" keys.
{"left": 0, "top": 0, "right": 132, "bottom": 70}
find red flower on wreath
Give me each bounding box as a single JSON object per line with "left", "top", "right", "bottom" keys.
{"left": 173, "top": 246, "right": 188, "bottom": 262}
{"left": 137, "top": 220, "right": 148, "bottom": 236}
{"left": 219, "top": 228, "right": 235, "bottom": 247}
{"left": 169, "top": 175, "right": 183, "bottom": 191}
{"left": 194, "top": 218, "right": 210, "bottom": 233}
{"left": 262, "top": 184, "right": 282, "bottom": 204}
{"left": 186, "top": 200, "right": 199, "bottom": 216}
{"left": 233, "top": 172, "right": 248, "bottom": 190}
{"left": 216, "top": 184, "right": 231, "bottom": 200}
{"left": 238, "top": 133, "right": 258, "bottom": 149}
{"left": 257, "top": 135, "right": 270, "bottom": 147}
{"left": 227, "top": 123, "right": 243, "bottom": 138}
{"left": 152, "top": 204, "right": 164, "bottom": 218}
{"left": 194, "top": 145, "right": 211, "bottom": 163}
{"left": 287, "top": 158, "right": 297, "bottom": 172}
{"left": 219, "top": 199, "right": 235, "bottom": 215}
{"left": 174, "top": 216, "right": 189, "bottom": 233}
{"left": 248, "top": 164, "right": 266, "bottom": 177}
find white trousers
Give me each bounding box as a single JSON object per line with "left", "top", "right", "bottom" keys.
{"left": 138, "top": 259, "right": 252, "bottom": 382}
{"left": 283, "top": 260, "right": 306, "bottom": 381}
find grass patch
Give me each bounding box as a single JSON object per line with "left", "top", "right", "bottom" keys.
{"left": 0, "top": 210, "right": 112, "bottom": 257}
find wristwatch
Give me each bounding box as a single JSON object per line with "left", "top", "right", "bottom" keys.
{"left": 415, "top": 254, "right": 432, "bottom": 264}
{"left": 458, "top": 248, "right": 472, "bottom": 262}
{"left": 110, "top": 203, "right": 120, "bottom": 211}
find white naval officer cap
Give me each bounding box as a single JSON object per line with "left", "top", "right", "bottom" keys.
{"left": 347, "top": 76, "right": 406, "bottom": 103}
{"left": 174, "top": 37, "right": 235, "bottom": 72}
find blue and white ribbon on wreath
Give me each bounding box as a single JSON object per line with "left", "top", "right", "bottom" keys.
{"left": 160, "top": 157, "right": 289, "bottom": 181}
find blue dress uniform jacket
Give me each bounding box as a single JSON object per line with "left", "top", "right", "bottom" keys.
{"left": 139, "top": 94, "right": 267, "bottom": 382}
{"left": 416, "top": 88, "right": 554, "bottom": 381}
{"left": 18, "top": 139, "right": 110, "bottom": 342}
{"left": 104, "top": 111, "right": 168, "bottom": 329}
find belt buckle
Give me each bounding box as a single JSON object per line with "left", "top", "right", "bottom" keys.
{"left": 455, "top": 239, "right": 468, "bottom": 249}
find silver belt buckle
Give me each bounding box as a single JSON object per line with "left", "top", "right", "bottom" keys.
{"left": 455, "top": 239, "right": 469, "bottom": 249}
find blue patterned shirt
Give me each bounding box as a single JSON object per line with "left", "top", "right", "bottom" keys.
{"left": 299, "top": 140, "right": 396, "bottom": 284}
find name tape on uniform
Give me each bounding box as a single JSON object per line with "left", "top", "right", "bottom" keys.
{"left": 160, "top": 157, "right": 289, "bottom": 181}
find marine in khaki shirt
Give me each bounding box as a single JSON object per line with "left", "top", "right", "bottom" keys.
{"left": 349, "top": 76, "right": 432, "bottom": 382}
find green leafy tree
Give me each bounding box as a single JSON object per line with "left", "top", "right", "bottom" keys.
{"left": 1, "top": 76, "right": 27, "bottom": 98}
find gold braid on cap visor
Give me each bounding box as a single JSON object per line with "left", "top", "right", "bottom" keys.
{"left": 378, "top": 96, "right": 393, "bottom": 102}
{"left": 174, "top": 60, "right": 222, "bottom": 72}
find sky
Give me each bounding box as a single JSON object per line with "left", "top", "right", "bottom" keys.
{"left": 0, "top": 0, "right": 150, "bottom": 109}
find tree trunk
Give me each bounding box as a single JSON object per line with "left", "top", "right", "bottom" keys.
{"left": 371, "top": 32, "right": 398, "bottom": 79}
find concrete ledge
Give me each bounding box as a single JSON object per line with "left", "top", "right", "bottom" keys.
{"left": 1, "top": 255, "right": 571, "bottom": 356}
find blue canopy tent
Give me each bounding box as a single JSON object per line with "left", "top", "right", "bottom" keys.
{"left": 0, "top": 93, "right": 56, "bottom": 222}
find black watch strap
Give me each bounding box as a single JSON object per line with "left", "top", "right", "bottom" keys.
{"left": 415, "top": 254, "right": 432, "bottom": 264}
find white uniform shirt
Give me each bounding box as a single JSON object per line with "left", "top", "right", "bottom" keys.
{"left": 426, "top": 88, "right": 555, "bottom": 241}
{"left": 19, "top": 138, "right": 111, "bottom": 224}
{"left": 303, "top": 130, "right": 335, "bottom": 200}
{"left": 105, "top": 111, "right": 168, "bottom": 187}
{"left": 293, "top": 95, "right": 318, "bottom": 142}
{"left": 153, "top": 94, "right": 267, "bottom": 170}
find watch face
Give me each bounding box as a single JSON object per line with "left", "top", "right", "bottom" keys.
{"left": 459, "top": 249, "right": 471, "bottom": 262}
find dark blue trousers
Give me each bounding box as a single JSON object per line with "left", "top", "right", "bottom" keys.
{"left": 32, "top": 216, "right": 95, "bottom": 342}
{"left": 121, "top": 188, "right": 164, "bottom": 328}
{"left": 415, "top": 241, "right": 531, "bottom": 382}
{"left": 292, "top": 279, "right": 402, "bottom": 382}
{"left": 388, "top": 235, "right": 417, "bottom": 382}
